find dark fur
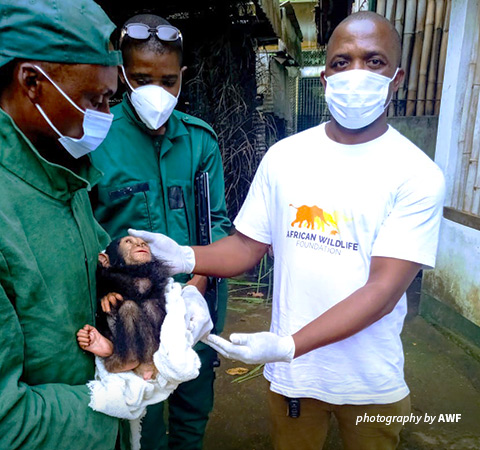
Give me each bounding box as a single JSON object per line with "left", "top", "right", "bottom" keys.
{"left": 96, "top": 239, "right": 170, "bottom": 372}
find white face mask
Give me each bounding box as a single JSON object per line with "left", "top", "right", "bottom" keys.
{"left": 121, "top": 65, "right": 180, "bottom": 130}
{"left": 325, "top": 68, "right": 399, "bottom": 130}
{"left": 34, "top": 65, "right": 114, "bottom": 159}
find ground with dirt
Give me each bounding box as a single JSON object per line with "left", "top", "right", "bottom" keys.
{"left": 203, "top": 277, "right": 480, "bottom": 450}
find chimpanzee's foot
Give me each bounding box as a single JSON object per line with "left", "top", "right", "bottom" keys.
{"left": 134, "top": 362, "right": 158, "bottom": 381}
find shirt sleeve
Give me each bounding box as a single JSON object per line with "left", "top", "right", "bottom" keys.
{"left": 94, "top": 217, "right": 112, "bottom": 251}
{"left": 0, "top": 255, "right": 119, "bottom": 450}
{"left": 371, "top": 166, "right": 446, "bottom": 269}
{"left": 233, "top": 152, "right": 273, "bottom": 245}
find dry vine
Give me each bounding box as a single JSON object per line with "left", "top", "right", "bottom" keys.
{"left": 185, "top": 33, "right": 278, "bottom": 219}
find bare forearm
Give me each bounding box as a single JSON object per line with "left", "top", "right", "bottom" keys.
{"left": 192, "top": 232, "right": 268, "bottom": 278}
{"left": 293, "top": 283, "right": 398, "bottom": 357}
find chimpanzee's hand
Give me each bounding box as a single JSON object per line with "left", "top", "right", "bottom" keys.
{"left": 182, "top": 285, "right": 213, "bottom": 345}
{"left": 205, "top": 332, "right": 295, "bottom": 364}
{"left": 101, "top": 292, "right": 123, "bottom": 314}
{"left": 128, "top": 229, "right": 195, "bottom": 275}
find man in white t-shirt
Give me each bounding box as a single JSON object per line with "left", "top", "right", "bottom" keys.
{"left": 130, "top": 11, "right": 445, "bottom": 450}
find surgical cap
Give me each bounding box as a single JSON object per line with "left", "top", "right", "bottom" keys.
{"left": 0, "top": 0, "right": 122, "bottom": 68}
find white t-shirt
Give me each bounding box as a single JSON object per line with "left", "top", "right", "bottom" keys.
{"left": 234, "top": 123, "right": 445, "bottom": 405}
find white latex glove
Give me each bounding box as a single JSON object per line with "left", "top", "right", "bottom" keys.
{"left": 182, "top": 285, "right": 214, "bottom": 346}
{"left": 204, "top": 332, "right": 295, "bottom": 364}
{"left": 128, "top": 228, "right": 195, "bottom": 275}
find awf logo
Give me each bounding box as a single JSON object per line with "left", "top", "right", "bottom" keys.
{"left": 289, "top": 204, "right": 340, "bottom": 236}
{"left": 286, "top": 204, "right": 359, "bottom": 255}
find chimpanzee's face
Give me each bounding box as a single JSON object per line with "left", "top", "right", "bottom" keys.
{"left": 118, "top": 236, "right": 152, "bottom": 265}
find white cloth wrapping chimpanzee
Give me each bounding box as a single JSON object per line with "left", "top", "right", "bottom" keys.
{"left": 87, "top": 279, "right": 201, "bottom": 450}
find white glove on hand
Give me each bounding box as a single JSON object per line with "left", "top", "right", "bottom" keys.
{"left": 128, "top": 228, "right": 195, "bottom": 275}
{"left": 182, "top": 285, "right": 214, "bottom": 346}
{"left": 204, "top": 332, "right": 295, "bottom": 364}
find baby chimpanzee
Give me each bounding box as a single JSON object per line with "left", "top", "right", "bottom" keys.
{"left": 77, "top": 236, "right": 170, "bottom": 380}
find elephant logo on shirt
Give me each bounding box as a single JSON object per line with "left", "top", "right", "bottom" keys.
{"left": 289, "top": 204, "right": 340, "bottom": 235}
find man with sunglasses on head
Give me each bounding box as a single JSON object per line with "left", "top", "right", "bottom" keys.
{"left": 0, "top": 1, "right": 123, "bottom": 449}
{"left": 90, "top": 13, "right": 231, "bottom": 450}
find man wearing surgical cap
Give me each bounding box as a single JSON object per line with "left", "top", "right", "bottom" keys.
{"left": 0, "top": 1, "right": 122, "bottom": 449}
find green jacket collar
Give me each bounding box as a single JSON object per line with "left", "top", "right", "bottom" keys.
{"left": 120, "top": 93, "right": 190, "bottom": 143}
{"left": 0, "top": 108, "right": 101, "bottom": 201}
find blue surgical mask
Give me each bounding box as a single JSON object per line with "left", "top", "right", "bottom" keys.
{"left": 34, "top": 65, "right": 114, "bottom": 159}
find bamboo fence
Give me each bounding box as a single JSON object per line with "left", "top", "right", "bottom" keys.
{"left": 434, "top": 0, "right": 450, "bottom": 115}
{"left": 376, "top": 0, "right": 451, "bottom": 116}
{"left": 452, "top": 4, "right": 480, "bottom": 215}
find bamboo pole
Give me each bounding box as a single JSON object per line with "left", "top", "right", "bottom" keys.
{"left": 395, "top": 0, "right": 406, "bottom": 37}
{"left": 471, "top": 7, "right": 480, "bottom": 214}
{"left": 388, "top": 0, "right": 405, "bottom": 116}
{"left": 386, "top": 0, "right": 397, "bottom": 116}
{"left": 425, "top": 0, "right": 444, "bottom": 114}
{"left": 464, "top": 87, "right": 480, "bottom": 212}
{"left": 463, "top": 13, "right": 480, "bottom": 213}
{"left": 472, "top": 113, "right": 480, "bottom": 214}
{"left": 377, "top": 0, "right": 387, "bottom": 16}
{"left": 472, "top": 100, "right": 480, "bottom": 214}
{"left": 416, "top": 0, "right": 435, "bottom": 116}
{"left": 386, "top": 0, "right": 397, "bottom": 22}
{"left": 434, "top": 0, "right": 451, "bottom": 114}
{"left": 398, "top": 0, "right": 417, "bottom": 116}
{"left": 406, "top": 0, "right": 427, "bottom": 115}
{"left": 452, "top": 36, "right": 479, "bottom": 208}
{"left": 460, "top": 88, "right": 479, "bottom": 211}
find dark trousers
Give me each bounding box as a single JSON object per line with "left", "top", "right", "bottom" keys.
{"left": 269, "top": 390, "right": 411, "bottom": 450}
{"left": 140, "top": 345, "right": 217, "bottom": 450}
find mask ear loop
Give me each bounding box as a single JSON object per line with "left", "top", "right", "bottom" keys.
{"left": 120, "top": 65, "right": 139, "bottom": 107}
{"left": 33, "top": 65, "right": 85, "bottom": 115}
{"left": 120, "top": 65, "right": 136, "bottom": 92}
{"left": 384, "top": 67, "right": 400, "bottom": 109}
{"left": 390, "top": 67, "right": 400, "bottom": 81}
{"left": 35, "top": 103, "right": 64, "bottom": 138}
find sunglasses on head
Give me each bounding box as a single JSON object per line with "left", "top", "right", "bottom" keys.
{"left": 119, "top": 23, "right": 183, "bottom": 47}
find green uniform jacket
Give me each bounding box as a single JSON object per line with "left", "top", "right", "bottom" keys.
{"left": 91, "top": 98, "right": 231, "bottom": 332}
{"left": 0, "top": 109, "right": 118, "bottom": 450}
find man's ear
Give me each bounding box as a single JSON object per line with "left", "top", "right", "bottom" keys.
{"left": 320, "top": 70, "right": 327, "bottom": 89}
{"left": 118, "top": 65, "right": 126, "bottom": 86}
{"left": 181, "top": 66, "right": 187, "bottom": 75}
{"left": 17, "top": 63, "right": 43, "bottom": 102}
{"left": 391, "top": 68, "right": 405, "bottom": 93}
{"left": 98, "top": 252, "right": 110, "bottom": 268}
